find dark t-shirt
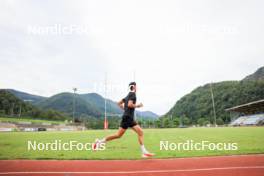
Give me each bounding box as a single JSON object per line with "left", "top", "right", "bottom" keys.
{"left": 122, "top": 92, "right": 136, "bottom": 118}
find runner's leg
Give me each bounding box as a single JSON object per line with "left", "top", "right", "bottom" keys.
{"left": 132, "top": 124, "right": 154, "bottom": 157}
{"left": 104, "top": 127, "right": 126, "bottom": 142}
{"left": 131, "top": 125, "right": 144, "bottom": 145}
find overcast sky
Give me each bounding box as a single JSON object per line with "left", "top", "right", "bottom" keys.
{"left": 0, "top": 0, "right": 263, "bottom": 115}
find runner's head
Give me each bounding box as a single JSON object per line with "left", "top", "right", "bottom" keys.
{"left": 129, "top": 82, "right": 137, "bottom": 92}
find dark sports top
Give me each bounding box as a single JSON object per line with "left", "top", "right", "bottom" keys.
{"left": 122, "top": 92, "right": 136, "bottom": 118}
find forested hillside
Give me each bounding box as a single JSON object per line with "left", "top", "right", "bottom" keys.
{"left": 165, "top": 66, "right": 264, "bottom": 125}
{"left": 0, "top": 90, "right": 67, "bottom": 120}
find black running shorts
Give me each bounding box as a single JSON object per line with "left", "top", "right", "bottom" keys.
{"left": 120, "top": 116, "right": 137, "bottom": 129}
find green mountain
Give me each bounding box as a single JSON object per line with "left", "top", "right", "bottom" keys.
{"left": 4, "top": 89, "right": 46, "bottom": 103}
{"left": 81, "top": 93, "right": 159, "bottom": 118}
{"left": 37, "top": 92, "right": 159, "bottom": 119}
{"left": 0, "top": 89, "right": 66, "bottom": 120}
{"left": 82, "top": 93, "right": 159, "bottom": 118}
{"left": 243, "top": 66, "right": 264, "bottom": 81}
{"left": 80, "top": 93, "right": 122, "bottom": 115}
{"left": 166, "top": 67, "right": 264, "bottom": 124}
{"left": 36, "top": 93, "right": 102, "bottom": 118}
{"left": 136, "top": 111, "right": 159, "bottom": 119}
{"left": 3, "top": 90, "right": 159, "bottom": 119}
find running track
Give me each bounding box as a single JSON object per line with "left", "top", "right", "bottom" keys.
{"left": 0, "top": 154, "right": 264, "bottom": 176}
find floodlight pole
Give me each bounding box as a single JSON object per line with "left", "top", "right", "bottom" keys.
{"left": 105, "top": 73, "right": 107, "bottom": 129}
{"left": 18, "top": 103, "right": 21, "bottom": 118}
{"left": 179, "top": 115, "right": 183, "bottom": 128}
{"left": 210, "top": 83, "right": 217, "bottom": 127}
{"left": 73, "top": 88, "right": 77, "bottom": 123}
{"left": 170, "top": 108, "right": 173, "bottom": 127}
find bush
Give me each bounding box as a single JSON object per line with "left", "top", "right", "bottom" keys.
{"left": 203, "top": 120, "right": 211, "bottom": 126}
{"left": 216, "top": 118, "right": 224, "bottom": 125}
{"left": 173, "top": 118, "right": 180, "bottom": 127}
{"left": 183, "top": 117, "right": 191, "bottom": 126}
{"left": 197, "top": 118, "right": 206, "bottom": 126}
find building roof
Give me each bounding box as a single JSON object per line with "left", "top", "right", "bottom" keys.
{"left": 226, "top": 99, "right": 264, "bottom": 114}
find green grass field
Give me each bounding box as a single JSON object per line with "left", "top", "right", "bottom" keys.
{"left": 0, "top": 127, "right": 263, "bottom": 160}
{"left": 0, "top": 117, "right": 66, "bottom": 125}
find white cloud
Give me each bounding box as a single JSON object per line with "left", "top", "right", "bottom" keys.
{"left": 0, "top": 0, "right": 263, "bottom": 114}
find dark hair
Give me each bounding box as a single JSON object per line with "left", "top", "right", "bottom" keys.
{"left": 129, "top": 82, "right": 136, "bottom": 91}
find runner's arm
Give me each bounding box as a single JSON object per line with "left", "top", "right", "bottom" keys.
{"left": 128, "top": 100, "right": 143, "bottom": 108}
{"left": 117, "top": 99, "right": 124, "bottom": 110}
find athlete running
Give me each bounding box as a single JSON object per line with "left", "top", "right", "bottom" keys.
{"left": 93, "top": 82, "right": 154, "bottom": 158}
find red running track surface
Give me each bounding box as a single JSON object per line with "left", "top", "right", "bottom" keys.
{"left": 0, "top": 154, "right": 264, "bottom": 176}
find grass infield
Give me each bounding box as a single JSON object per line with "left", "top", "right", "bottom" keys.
{"left": 0, "top": 127, "right": 263, "bottom": 160}
{"left": 0, "top": 117, "right": 65, "bottom": 125}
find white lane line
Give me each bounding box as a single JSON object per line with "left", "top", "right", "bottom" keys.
{"left": 0, "top": 166, "right": 264, "bottom": 174}
{"left": 1, "top": 154, "right": 263, "bottom": 162}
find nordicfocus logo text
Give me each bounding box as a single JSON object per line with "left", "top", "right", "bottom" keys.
{"left": 160, "top": 140, "right": 238, "bottom": 151}
{"left": 27, "top": 140, "right": 105, "bottom": 151}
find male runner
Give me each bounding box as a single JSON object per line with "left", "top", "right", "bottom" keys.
{"left": 93, "top": 82, "right": 154, "bottom": 158}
